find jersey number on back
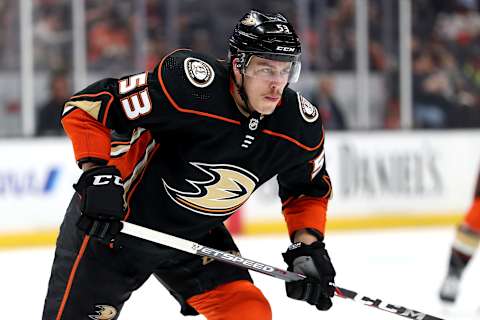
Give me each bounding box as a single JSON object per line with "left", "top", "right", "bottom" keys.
{"left": 119, "top": 72, "right": 152, "bottom": 120}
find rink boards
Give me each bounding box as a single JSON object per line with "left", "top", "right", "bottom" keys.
{"left": 1, "top": 130, "right": 478, "bottom": 247}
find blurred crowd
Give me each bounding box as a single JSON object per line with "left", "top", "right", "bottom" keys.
{"left": 416, "top": 0, "right": 480, "bottom": 128}
{"left": 1, "top": 0, "right": 480, "bottom": 135}
{"left": 385, "top": 0, "right": 480, "bottom": 129}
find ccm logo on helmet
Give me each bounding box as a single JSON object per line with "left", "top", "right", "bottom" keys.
{"left": 276, "top": 46, "right": 295, "bottom": 52}
{"left": 275, "top": 46, "right": 295, "bottom": 52}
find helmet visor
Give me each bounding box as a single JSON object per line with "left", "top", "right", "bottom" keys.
{"left": 242, "top": 53, "right": 302, "bottom": 83}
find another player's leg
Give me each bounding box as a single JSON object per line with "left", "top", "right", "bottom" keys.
{"left": 439, "top": 198, "right": 480, "bottom": 303}
{"left": 188, "top": 280, "right": 272, "bottom": 320}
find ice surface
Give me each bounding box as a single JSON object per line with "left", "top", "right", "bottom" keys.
{"left": 1, "top": 227, "right": 479, "bottom": 319}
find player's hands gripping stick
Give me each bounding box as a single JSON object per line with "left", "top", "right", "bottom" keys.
{"left": 282, "top": 240, "right": 336, "bottom": 310}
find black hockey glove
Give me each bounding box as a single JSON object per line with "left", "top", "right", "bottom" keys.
{"left": 282, "top": 240, "right": 336, "bottom": 310}
{"left": 74, "top": 166, "right": 124, "bottom": 242}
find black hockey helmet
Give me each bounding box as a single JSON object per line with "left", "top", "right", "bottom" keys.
{"left": 229, "top": 10, "right": 302, "bottom": 82}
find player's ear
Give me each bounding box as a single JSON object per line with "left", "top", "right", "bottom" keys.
{"left": 232, "top": 58, "right": 243, "bottom": 82}
{"left": 232, "top": 58, "right": 241, "bottom": 74}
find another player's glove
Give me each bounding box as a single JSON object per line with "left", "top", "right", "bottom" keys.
{"left": 74, "top": 166, "right": 124, "bottom": 242}
{"left": 282, "top": 240, "right": 336, "bottom": 310}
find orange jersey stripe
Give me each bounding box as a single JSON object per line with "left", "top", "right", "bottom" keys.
{"left": 56, "top": 236, "right": 90, "bottom": 320}
{"left": 321, "top": 175, "right": 332, "bottom": 199}
{"left": 282, "top": 196, "right": 328, "bottom": 236}
{"left": 262, "top": 128, "right": 322, "bottom": 152}
{"left": 109, "top": 130, "right": 154, "bottom": 179}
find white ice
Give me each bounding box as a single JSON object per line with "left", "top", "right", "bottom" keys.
{"left": 1, "top": 227, "right": 479, "bottom": 320}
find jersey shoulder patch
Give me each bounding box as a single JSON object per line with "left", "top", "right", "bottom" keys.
{"left": 183, "top": 57, "right": 215, "bottom": 88}
{"left": 160, "top": 49, "right": 221, "bottom": 91}
{"left": 296, "top": 93, "right": 319, "bottom": 123}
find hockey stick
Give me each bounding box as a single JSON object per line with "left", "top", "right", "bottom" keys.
{"left": 120, "top": 221, "right": 444, "bottom": 320}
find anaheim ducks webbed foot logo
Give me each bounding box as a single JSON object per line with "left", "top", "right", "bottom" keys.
{"left": 163, "top": 163, "right": 258, "bottom": 216}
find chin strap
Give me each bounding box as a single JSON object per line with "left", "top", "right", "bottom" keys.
{"left": 231, "top": 69, "right": 252, "bottom": 115}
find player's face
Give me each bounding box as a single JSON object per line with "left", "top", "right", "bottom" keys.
{"left": 243, "top": 56, "right": 291, "bottom": 115}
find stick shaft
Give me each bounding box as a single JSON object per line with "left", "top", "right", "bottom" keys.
{"left": 120, "top": 222, "right": 444, "bottom": 320}
{"left": 121, "top": 221, "right": 303, "bottom": 281}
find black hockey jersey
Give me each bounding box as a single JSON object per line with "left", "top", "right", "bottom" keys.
{"left": 61, "top": 49, "right": 332, "bottom": 240}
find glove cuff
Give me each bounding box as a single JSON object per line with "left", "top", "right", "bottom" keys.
{"left": 282, "top": 241, "right": 325, "bottom": 265}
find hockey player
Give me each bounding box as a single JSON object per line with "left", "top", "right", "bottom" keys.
{"left": 42, "top": 10, "right": 336, "bottom": 320}
{"left": 439, "top": 173, "right": 480, "bottom": 303}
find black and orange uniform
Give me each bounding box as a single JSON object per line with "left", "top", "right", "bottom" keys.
{"left": 42, "top": 49, "right": 331, "bottom": 320}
